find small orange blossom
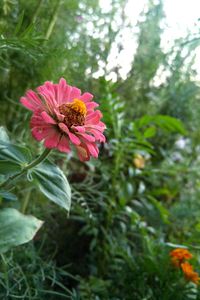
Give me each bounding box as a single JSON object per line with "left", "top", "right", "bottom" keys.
{"left": 181, "top": 262, "right": 200, "bottom": 285}
{"left": 170, "top": 248, "right": 193, "bottom": 267}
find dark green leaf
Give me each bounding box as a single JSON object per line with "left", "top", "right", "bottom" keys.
{"left": 0, "top": 143, "right": 32, "bottom": 163}
{"left": 148, "top": 196, "right": 169, "bottom": 224}
{"left": 32, "top": 161, "right": 71, "bottom": 211}
{"left": 137, "top": 115, "right": 186, "bottom": 135}
{"left": 0, "top": 127, "right": 32, "bottom": 165}
{"left": 0, "top": 160, "right": 21, "bottom": 175}
{"left": 0, "top": 191, "right": 17, "bottom": 201}
{"left": 14, "top": 11, "right": 25, "bottom": 35}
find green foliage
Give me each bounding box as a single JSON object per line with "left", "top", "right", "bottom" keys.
{"left": 136, "top": 115, "right": 186, "bottom": 135}
{"left": 0, "top": 243, "right": 76, "bottom": 299}
{"left": 0, "top": 127, "right": 31, "bottom": 162}
{"left": 0, "top": 208, "right": 42, "bottom": 254}
{"left": 0, "top": 126, "right": 71, "bottom": 212}
{"left": 1, "top": 0, "right": 200, "bottom": 299}
{"left": 32, "top": 161, "right": 71, "bottom": 211}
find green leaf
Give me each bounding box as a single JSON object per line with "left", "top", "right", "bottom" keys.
{"left": 137, "top": 115, "right": 153, "bottom": 128}
{"left": 0, "top": 143, "right": 32, "bottom": 163}
{"left": 14, "top": 11, "right": 25, "bottom": 35}
{"left": 0, "top": 208, "right": 43, "bottom": 254}
{"left": 0, "top": 127, "right": 32, "bottom": 174}
{"left": 155, "top": 115, "right": 186, "bottom": 134}
{"left": 137, "top": 115, "right": 186, "bottom": 135}
{"left": 165, "top": 242, "right": 188, "bottom": 249}
{"left": 148, "top": 196, "right": 170, "bottom": 224}
{"left": 144, "top": 126, "right": 156, "bottom": 138}
{"left": 0, "top": 191, "right": 17, "bottom": 201}
{"left": 0, "top": 160, "right": 21, "bottom": 175}
{"left": 0, "top": 127, "right": 10, "bottom": 142}
{"left": 32, "top": 161, "right": 71, "bottom": 211}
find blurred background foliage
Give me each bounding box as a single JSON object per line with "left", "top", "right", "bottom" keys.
{"left": 1, "top": 0, "right": 200, "bottom": 299}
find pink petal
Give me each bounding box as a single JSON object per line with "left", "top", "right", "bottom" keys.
{"left": 70, "top": 87, "right": 81, "bottom": 101}
{"left": 58, "top": 123, "right": 81, "bottom": 145}
{"left": 31, "top": 114, "right": 49, "bottom": 127}
{"left": 37, "top": 82, "right": 57, "bottom": 113}
{"left": 55, "top": 78, "right": 69, "bottom": 105}
{"left": 44, "top": 129, "right": 61, "bottom": 148}
{"left": 86, "top": 142, "right": 99, "bottom": 158}
{"left": 27, "top": 90, "right": 42, "bottom": 105}
{"left": 41, "top": 111, "right": 56, "bottom": 124}
{"left": 88, "top": 128, "right": 106, "bottom": 142}
{"left": 85, "top": 102, "right": 99, "bottom": 110}
{"left": 31, "top": 113, "right": 52, "bottom": 128}
{"left": 98, "top": 121, "right": 106, "bottom": 129}
{"left": 44, "top": 81, "right": 56, "bottom": 99}
{"left": 57, "top": 78, "right": 67, "bottom": 101}
{"left": 76, "top": 144, "right": 90, "bottom": 161}
{"left": 31, "top": 126, "right": 54, "bottom": 141}
{"left": 80, "top": 92, "right": 93, "bottom": 102}
{"left": 85, "top": 124, "right": 105, "bottom": 132}
{"left": 72, "top": 126, "right": 86, "bottom": 133}
{"left": 20, "top": 90, "right": 43, "bottom": 112}
{"left": 78, "top": 133, "right": 95, "bottom": 142}
{"left": 20, "top": 97, "right": 36, "bottom": 111}
{"left": 57, "top": 135, "right": 71, "bottom": 153}
{"left": 86, "top": 110, "right": 102, "bottom": 124}
{"left": 54, "top": 108, "right": 65, "bottom": 122}
{"left": 55, "top": 78, "right": 73, "bottom": 105}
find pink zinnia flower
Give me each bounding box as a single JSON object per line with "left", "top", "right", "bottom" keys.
{"left": 20, "top": 78, "right": 106, "bottom": 161}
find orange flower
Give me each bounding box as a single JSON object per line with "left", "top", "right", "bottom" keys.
{"left": 170, "top": 248, "right": 193, "bottom": 267}
{"left": 181, "top": 262, "right": 200, "bottom": 284}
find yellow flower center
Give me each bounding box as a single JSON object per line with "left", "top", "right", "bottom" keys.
{"left": 70, "top": 99, "right": 87, "bottom": 116}
{"left": 59, "top": 99, "right": 87, "bottom": 127}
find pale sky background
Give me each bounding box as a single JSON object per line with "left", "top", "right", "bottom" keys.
{"left": 97, "top": 0, "right": 200, "bottom": 82}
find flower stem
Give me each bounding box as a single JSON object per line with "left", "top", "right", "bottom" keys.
{"left": 0, "top": 254, "right": 8, "bottom": 287}
{"left": 21, "top": 189, "right": 31, "bottom": 214}
{"left": 0, "top": 148, "right": 51, "bottom": 189}
{"left": 23, "top": 148, "right": 51, "bottom": 170}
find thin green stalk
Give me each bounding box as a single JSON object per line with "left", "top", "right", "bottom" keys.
{"left": 0, "top": 254, "right": 8, "bottom": 292}
{"left": 45, "top": 0, "right": 61, "bottom": 40}
{"left": 21, "top": 189, "right": 31, "bottom": 214}
{"left": 31, "top": 0, "right": 43, "bottom": 23}
{"left": 0, "top": 148, "right": 51, "bottom": 189}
